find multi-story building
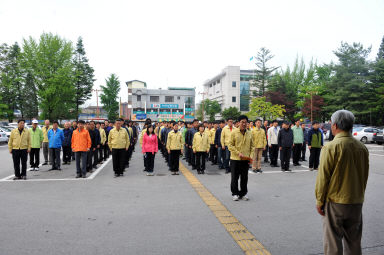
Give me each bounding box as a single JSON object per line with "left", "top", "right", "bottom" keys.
{"left": 203, "top": 66, "right": 258, "bottom": 117}
{"left": 128, "top": 83, "right": 195, "bottom": 122}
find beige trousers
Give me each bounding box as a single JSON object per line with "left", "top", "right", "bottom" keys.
{"left": 252, "top": 148, "right": 263, "bottom": 170}
{"left": 323, "top": 202, "right": 363, "bottom": 255}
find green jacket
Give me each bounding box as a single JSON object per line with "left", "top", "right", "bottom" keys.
{"left": 30, "top": 127, "right": 44, "bottom": 148}
{"left": 291, "top": 125, "right": 304, "bottom": 144}
{"left": 315, "top": 131, "right": 369, "bottom": 206}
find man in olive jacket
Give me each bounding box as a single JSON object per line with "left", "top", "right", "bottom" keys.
{"left": 315, "top": 110, "right": 369, "bottom": 255}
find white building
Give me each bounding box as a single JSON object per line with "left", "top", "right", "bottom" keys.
{"left": 203, "top": 66, "right": 258, "bottom": 117}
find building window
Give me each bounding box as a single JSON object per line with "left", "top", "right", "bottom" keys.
{"left": 232, "top": 96, "right": 236, "bottom": 102}
{"left": 232, "top": 81, "right": 236, "bottom": 88}
{"left": 150, "top": 96, "right": 159, "bottom": 102}
{"left": 165, "top": 96, "right": 174, "bottom": 102}
{"left": 177, "top": 96, "right": 180, "bottom": 100}
{"left": 137, "top": 95, "right": 141, "bottom": 101}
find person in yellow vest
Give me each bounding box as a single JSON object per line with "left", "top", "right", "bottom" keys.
{"left": 166, "top": 121, "right": 184, "bottom": 175}
{"left": 251, "top": 119, "right": 267, "bottom": 173}
{"left": 97, "top": 122, "right": 107, "bottom": 163}
{"left": 209, "top": 122, "right": 217, "bottom": 164}
{"left": 8, "top": 119, "right": 31, "bottom": 180}
{"left": 221, "top": 117, "right": 234, "bottom": 174}
{"left": 41, "top": 119, "right": 52, "bottom": 165}
{"left": 193, "top": 124, "right": 210, "bottom": 174}
{"left": 108, "top": 118, "right": 130, "bottom": 177}
{"left": 229, "top": 115, "right": 255, "bottom": 201}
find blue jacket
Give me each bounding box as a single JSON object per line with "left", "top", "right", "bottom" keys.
{"left": 48, "top": 128, "right": 64, "bottom": 148}
{"left": 303, "top": 128, "right": 309, "bottom": 143}
{"left": 214, "top": 127, "right": 222, "bottom": 146}
{"left": 62, "top": 128, "right": 73, "bottom": 147}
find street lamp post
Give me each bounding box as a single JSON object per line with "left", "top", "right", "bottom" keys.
{"left": 199, "top": 91, "right": 208, "bottom": 121}
{"left": 92, "top": 89, "right": 101, "bottom": 119}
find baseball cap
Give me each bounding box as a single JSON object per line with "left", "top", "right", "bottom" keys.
{"left": 32, "top": 120, "right": 39, "bottom": 124}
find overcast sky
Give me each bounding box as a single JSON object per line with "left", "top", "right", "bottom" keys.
{"left": 1, "top": 0, "right": 383, "bottom": 106}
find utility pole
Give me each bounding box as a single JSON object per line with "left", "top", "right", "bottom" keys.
{"left": 92, "top": 89, "right": 101, "bottom": 119}
{"left": 199, "top": 91, "right": 208, "bottom": 121}
{"left": 310, "top": 91, "right": 313, "bottom": 123}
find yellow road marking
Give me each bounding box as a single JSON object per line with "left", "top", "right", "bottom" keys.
{"left": 179, "top": 162, "right": 272, "bottom": 255}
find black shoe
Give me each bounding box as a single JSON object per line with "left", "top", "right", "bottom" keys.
{"left": 76, "top": 174, "right": 82, "bottom": 178}
{"left": 201, "top": 171, "right": 205, "bottom": 174}
{"left": 225, "top": 170, "right": 230, "bottom": 174}
{"left": 281, "top": 168, "right": 285, "bottom": 172}
{"left": 57, "top": 167, "right": 62, "bottom": 171}
{"left": 192, "top": 167, "right": 196, "bottom": 170}
{"left": 22, "top": 176, "right": 27, "bottom": 180}
{"left": 293, "top": 163, "right": 301, "bottom": 166}
{"left": 258, "top": 169, "right": 263, "bottom": 173}
{"left": 48, "top": 168, "right": 55, "bottom": 171}
{"left": 82, "top": 176, "right": 86, "bottom": 178}
{"left": 42, "top": 162, "right": 48, "bottom": 165}
{"left": 286, "top": 168, "right": 292, "bottom": 172}
{"left": 13, "top": 176, "right": 21, "bottom": 180}
{"left": 302, "top": 159, "right": 307, "bottom": 161}
{"left": 114, "top": 174, "right": 119, "bottom": 177}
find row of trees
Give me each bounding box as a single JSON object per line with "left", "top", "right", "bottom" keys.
{"left": 197, "top": 37, "right": 384, "bottom": 125}
{"left": 0, "top": 33, "right": 95, "bottom": 121}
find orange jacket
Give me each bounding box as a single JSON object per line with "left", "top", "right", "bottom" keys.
{"left": 71, "top": 128, "right": 91, "bottom": 152}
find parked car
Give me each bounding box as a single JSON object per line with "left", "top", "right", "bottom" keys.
{"left": 0, "top": 127, "right": 12, "bottom": 138}
{"left": 373, "top": 128, "right": 384, "bottom": 145}
{"left": 352, "top": 127, "right": 379, "bottom": 144}
{"left": 0, "top": 130, "right": 9, "bottom": 143}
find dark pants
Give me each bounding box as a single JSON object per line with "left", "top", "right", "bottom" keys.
{"left": 98, "top": 144, "right": 104, "bottom": 163}
{"left": 280, "top": 147, "right": 292, "bottom": 170}
{"left": 189, "top": 147, "right": 196, "bottom": 168}
{"left": 104, "top": 143, "right": 110, "bottom": 160}
{"left": 75, "top": 151, "right": 88, "bottom": 176}
{"left": 217, "top": 146, "right": 224, "bottom": 168}
{"left": 169, "top": 150, "right": 181, "bottom": 172}
{"left": 292, "top": 143, "right": 302, "bottom": 164}
{"left": 195, "top": 152, "right": 206, "bottom": 171}
{"left": 145, "top": 152, "right": 155, "bottom": 172}
{"left": 12, "top": 149, "right": 28, "bottom": 177}
{"left": 224, "top": 146, "right": 231, "bottom": 171}
{"left": 230, "top": 160, "right": 249, "bottom": 197}
{"left": 301, "top": 143, "right": 307, "bottom": 160}
{"left": 30, "top": 148, "right": 40, "bottom": 168}
{"left": 72, "top": 151, "right": 75, "bottom": 161}
{"left": 87, "top": 148, "right": 98, "bottom": 170}
{"left": 184, "top": 145, "right": 190, "bottom": 162}
{"left": 50, "top": 148, "right": 61, "bottom": 169}
{"left": 270, "top": 144, "right": 279, "bottom": 166}
{"left": 62, "top": 146, "right": 72, "bottom": 163}
{"left": 263, "top": 140, "right": 269, "bottom": 161}
{"left": 309, "top": 147, "right": 321, "bottom": 169}
{"left": 209, "top": 144, "right": 217, "bottom": 163}
{"left": 112, "top": 148, "right": 125, "bottom": 174}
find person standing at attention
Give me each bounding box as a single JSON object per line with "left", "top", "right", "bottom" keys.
{"left": 278, "top": 121, "right": 294, "bottom": 172}
{"left": 251, "top": 119, "right": 266, "bottom": 173}
{"left": 8, "top": 119, "right": 31, "bottom": 180}
{"left": 29, "top": 119, "right": 43, "bottom": 171}
{"left": 315, "top": 110, "right": 369, "bottom": 255}
{"left": 292, "top": 119, "right": 304, "bottom": 166}
{"left": 41, "top": 119, "right": 52, "bottom": 165}
{"left": 142, "top": 125, "right": 158, "bottom": 176}
{"left": 229, "top": 115, "right": 255, "bottom": 201}
{"left": 221, "top": 117, "right": 234, "bottom": 174}
{"left": 108, "top": 119, "right": 130, "bottom": 177}
{"left": 48, "top": 121, "right": 64, "bottom": 171}
{"left": 192, "top": 124, "right": 210, "bottom": 174}
{"left": 71, "top": 120, "right": 91, "bottom": 178}
{"left": 267, "top": 120, "right": 280, "bottom": 168}
{"left": 166, "top": 121, "right": 184, "bottom": 175}
{"left": 62, "top": 122, "right": 73, "bottom": 165}
{"left": 308, "top": 121, "right": 324, "bottom": 171}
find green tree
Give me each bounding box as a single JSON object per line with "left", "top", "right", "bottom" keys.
{"left": 21, "top": 71, "right": 39, "bottom": 120}
{"left": 100, "top": 74, "right": 120, "bottom": 121}
{"left": 73, "top": 37, "right": 95, "bottom": 121}
{"left": 22, "top": 33, "right": 75, "bottom": 120}
{"left": 202, "top": 99, "right": 221, "bottom": 121}
{"left": 221, "top": 106, "right": 241, "bottom": 120}
{"left": 371, "top": 36, "right": 384, "bottom": 124}
{"left": 247, "top": 97, "right": 285, "bottom": 121}
{"left": 252, "top": 47, "right": 279, "bottom": 96}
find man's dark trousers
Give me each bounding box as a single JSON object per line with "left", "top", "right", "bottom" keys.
{"left": 195, "top": 152, "right": 206, "bottom": 171}
{"left": 50, "top": 148, "right": 61, "bottom": 169}
{"left": 301, "top": 142, "right": 307, "bottom": 160}
{"left": 30, "top": 148, "right": 40, "bottom": 168}
{"left": 112, "top": 148, "right": 125, "bottom": 175}
{"left": 309, "top": 147, "right": 321, "bottom": 169}
{"left": 280, "top": 147, "right": 292, "bottom": 170}
{"left": 292, "top": 143, "right": 302, "bottom": 164}
{"left": 270, "top": 144, "right": 279, "bottom": 166}
{"left": 75, "top": 151, "right": 87, "bottom": 176}
{"left": 169, "top": 150, "right": 181, "bottom": 172}
{"left": 62, "top": 146, "right": 72, "bottom": 163}
{"left": 230, "top": 160, "right": 249, "bottom": 197}
{"left": 12, "top": 149, "right": 28, "bottom": 178}
{"left": 98, "top": 144, "right": 104, "bottom": 163}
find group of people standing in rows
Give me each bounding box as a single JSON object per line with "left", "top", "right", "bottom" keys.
{"left": 8, "top": 118, "right": 139, "bottom": 179}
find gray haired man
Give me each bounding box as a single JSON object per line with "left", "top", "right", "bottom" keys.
{"left": 315, "top": 110, "right": 369, "bottom": 255}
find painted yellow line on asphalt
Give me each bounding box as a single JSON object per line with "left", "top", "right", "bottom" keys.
{"left": 179, "top": 162, "right": 271, "bottom": 255}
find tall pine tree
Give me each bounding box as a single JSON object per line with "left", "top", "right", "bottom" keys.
{"left": 73, "top": 37, "right": 95, "bottom": 121}
{"left": 100, "top": 74, "right": 120, "bottom": 121}
{"left": 253, "top": 47, "right": 279, "bottom": 96}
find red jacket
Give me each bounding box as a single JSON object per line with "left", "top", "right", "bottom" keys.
{"left": 142, "top": 133, "right": 158, "bottom": 154}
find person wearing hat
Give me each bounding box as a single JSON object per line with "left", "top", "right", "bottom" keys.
{"left": 8, "top": 119, "right": 31, "bottom": 180}
{"left": 30, "top": 119, "right": 44, "bottom": 171}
